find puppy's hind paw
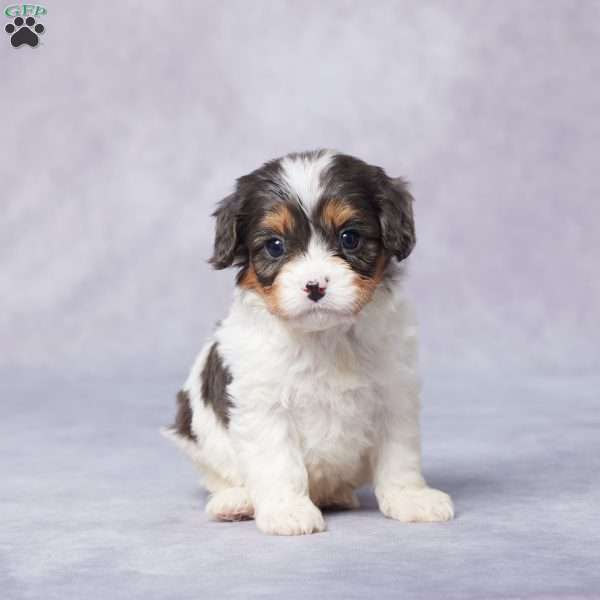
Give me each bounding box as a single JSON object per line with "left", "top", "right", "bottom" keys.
{"left": 377, "top": 486, "right": 454, "bottom": 523}
{"left": 206, "top": 487, "right": 254, "bottom": 521}
{"left": 256, "top": 497, "right": 326, "bottom": 536}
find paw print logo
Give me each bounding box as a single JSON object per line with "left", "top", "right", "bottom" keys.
{"left": 5, "top": 16, "right": 45, "bottom": 47}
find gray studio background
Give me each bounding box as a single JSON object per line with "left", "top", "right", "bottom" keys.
{"left": 2, "top": 2, "right": 599, "bottom": 600}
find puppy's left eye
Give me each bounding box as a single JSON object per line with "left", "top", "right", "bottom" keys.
{"left": 340, "top": 229, "right": 361, "bottom": 251}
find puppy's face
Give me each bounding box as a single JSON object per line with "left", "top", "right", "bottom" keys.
{"left": 210, "top": 151, "right": 415, "bottom": 331}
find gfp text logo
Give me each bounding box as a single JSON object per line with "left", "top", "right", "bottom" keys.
{"left": 4, "top": 4, "right": 46, "bottom": 47}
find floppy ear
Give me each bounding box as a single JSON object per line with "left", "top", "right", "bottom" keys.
{"left": 209, "top": 193, "right": 245, "bottom": 269}
{"left": 377, "top": 175, "right": 416, "bottom": 262}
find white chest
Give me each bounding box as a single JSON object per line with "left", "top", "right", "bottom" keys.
{"left": 280, "top": 340, "right": 379, "bottom": 480}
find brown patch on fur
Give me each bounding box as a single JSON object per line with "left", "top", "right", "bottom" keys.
{"left": 201, "top": 343, "right": 233, "bottom": 426}
{"left": 239, "top": 264, "right": 285, "bottom": 316}
{"left": 261, "top": 204, "right": 295, "bottom": 235}
{"left": 322, "top": 198, "right": 360, "bottom": 229}
{"left": 353, "top": 254, "right": 387, "bottom": 313}
{"left": 173, "top": 390, "right": 196, "bottom": 441}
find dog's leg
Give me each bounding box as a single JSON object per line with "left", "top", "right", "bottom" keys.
{"left": 372, "top": 376, "right": 454, "bottom": 523}
{"left": 206, "top": 486, "right": 254, "bottom": 521}
{"left": 232, "top": 404, "right": 325, "bottom": 536}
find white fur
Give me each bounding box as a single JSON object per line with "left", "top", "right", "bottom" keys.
{"left": 279, "top": 150, "right": 336, "bottom": 214}
{"left": 206, "top": 487, "right": 254, "bottom": 521}
{"left": 274, "top": 236, "right": 359, "bottom": 331}
{"left": 167, "top": 276, "right": 454, "bottom": 535}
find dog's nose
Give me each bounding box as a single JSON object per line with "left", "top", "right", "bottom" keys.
{"left": 305, "top": 281, "right": 326, "bottom": 302}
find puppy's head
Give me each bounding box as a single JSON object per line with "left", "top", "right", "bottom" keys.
{"left": 210, "top": 150, "right": 415, "bottom": 331}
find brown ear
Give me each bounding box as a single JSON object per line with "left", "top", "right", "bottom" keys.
{"left": 377, "top": 176, "right": 416, "bottom": 261}
{"left": 209, "top": 193, "right": 245, "bottom": 269}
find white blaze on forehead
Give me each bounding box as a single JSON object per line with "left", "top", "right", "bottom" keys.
{"left": 279, "top": 150, "right": 336, "bottom": 214}
{"left": 305, "top": 232, "right": 332, "bottom": 261}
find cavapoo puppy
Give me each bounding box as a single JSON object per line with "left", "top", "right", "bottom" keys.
{"left": 164, "top": 149, "right": 454, "bottom": 535}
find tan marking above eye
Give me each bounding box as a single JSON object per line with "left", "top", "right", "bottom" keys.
{"left": 261, "top": 204, "right": 295, "bottom": 235}
{"left": 322, "top": 198, "right": 360, "bottom": 229}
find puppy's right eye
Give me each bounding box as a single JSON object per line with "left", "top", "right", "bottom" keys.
{"left": 265, "top": 238, "right": 285, "bottom": 258}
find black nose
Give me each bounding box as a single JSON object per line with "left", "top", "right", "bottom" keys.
{"left": 305, "top": 281, "right": 326, "bottom": 302}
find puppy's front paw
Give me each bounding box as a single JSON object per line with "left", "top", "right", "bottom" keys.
{"left": 377, "top": 486, "right": 454, "bottom": 523}
{"left": 256, "top": 497, "right": 326, "bottom": 536}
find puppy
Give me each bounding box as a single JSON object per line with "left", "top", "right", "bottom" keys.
{"left": 164, "top": 150, "right": 454, "bottom": 535}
